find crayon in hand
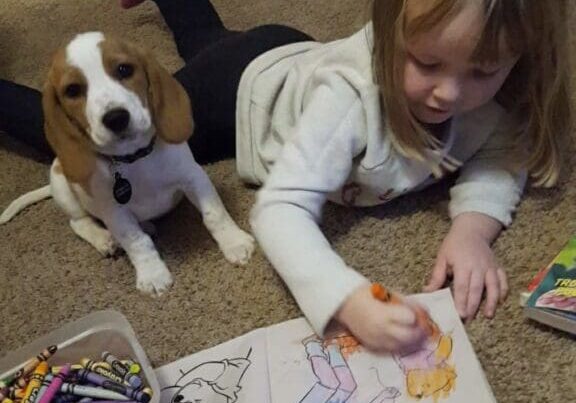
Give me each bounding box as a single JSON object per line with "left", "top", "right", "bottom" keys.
{"left": 371, "top": 283, "right": 437, "bottom": 338}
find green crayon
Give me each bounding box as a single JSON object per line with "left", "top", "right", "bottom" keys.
{"left": 122, "top": 360, "right": 141, "bottom": 375}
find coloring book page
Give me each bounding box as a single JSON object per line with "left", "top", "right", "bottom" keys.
{"left": 155, "top": 289, "right": 496, "bottom": 403}
{"left": 155, "top": 328, "right": 270, "bottom": 403}
{"left": 267, "top": 289, "right": 496, "bottom": 403}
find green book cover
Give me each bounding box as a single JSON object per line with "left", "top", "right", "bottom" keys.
{"left": 526, "top": 237, "right": 576, "bottom": 316}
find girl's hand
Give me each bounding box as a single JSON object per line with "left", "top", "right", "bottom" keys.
{"left": 424, "top": 212, "right": 508, "bottom": 321}
{"left": 335, "top": 286, "right": 426, "bottom": 352}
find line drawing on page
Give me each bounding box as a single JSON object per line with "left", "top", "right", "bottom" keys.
{"left": 161, "top": 348, "right": 253, "bottom": 403}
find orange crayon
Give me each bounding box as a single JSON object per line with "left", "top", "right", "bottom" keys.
{"left": 8, "top": 345, "right": 57, "bottom": 388}
{"left": 371, "top": 283, "right": 438, "bottom": 338}
{"left": 21, "top": 362, "right": 49, "bottom": 403}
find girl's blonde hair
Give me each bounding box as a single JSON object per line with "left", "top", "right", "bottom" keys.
{"left": 372, "top": 0, "right": 572, "bottom": 186}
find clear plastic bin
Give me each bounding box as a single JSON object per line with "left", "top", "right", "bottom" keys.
{"left": 0, "top": 310, "right": 160, "bottom": 403}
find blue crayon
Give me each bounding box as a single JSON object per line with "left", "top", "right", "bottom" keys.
{"left": 76, "top": 370, "right": 150, "bottom": 403}
{"left": 60, "top": 382, "right": 130, "bottom": 401}
{"left": 38, "top": 363, "right": 71, "bottom": 403}
{"left": 33, "top": 374, "right": 53, "bottom": 403}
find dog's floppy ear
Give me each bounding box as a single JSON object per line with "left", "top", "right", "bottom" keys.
{"left": 144, "top": 50, "right": 193, "bottom": 143}
{"left": 42, "top": 75, "right": 95, "bottom": 184}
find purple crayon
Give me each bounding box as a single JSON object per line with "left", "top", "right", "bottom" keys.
{"left": 33, "top": 373, "right": 54, "bottom": 403}
{"left": 101, "top": 353, "right": 142, "bottom": 389}
{"left": 37, "top": 364, "right": 70, "bottom": 403}
{"left": 76, "top": 370, "right": 150, "bottom": 403}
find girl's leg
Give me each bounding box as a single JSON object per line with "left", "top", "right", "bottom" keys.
{"left": 0, "top": 79, "right": 53, "bottom": 159}
{"left": 152, "top": 0, "right": 234, "bottom": 61}
{"left": 173, "top": 24, "right": 313, "bottom": 164}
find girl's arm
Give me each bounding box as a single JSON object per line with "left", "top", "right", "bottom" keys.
{"left": 251, "top": 81, "right": 369, "bottom": 335}
{"left": 448, "top": 111, "right": 527, "bottom": 227}
{"left": 252, "top": 75, "right": 430, "bottom": 350}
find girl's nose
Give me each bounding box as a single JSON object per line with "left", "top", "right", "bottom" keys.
{"left": 432, "top": 77, "right": 461, "bottom": 106}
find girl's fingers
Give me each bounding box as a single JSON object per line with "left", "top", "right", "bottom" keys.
{"left": 383, "top": 304, "right": 417, "bottom": 326}
{"left": 497, "top": 268, "right": 509, "bottom": 302}
{"left": 465, "top": 270, "right": 485, "bottom": 321}
{"left": 453, "top": 268, "right": 471, "bottom": 319}
{"left": 483, "top": 269, "right": 500, "bottom": 318}
{"left": 424, "top": 256, "right": 448, "bottom": 292}
{"left": 386, "top": 323, "right": 426, "bottom": 347}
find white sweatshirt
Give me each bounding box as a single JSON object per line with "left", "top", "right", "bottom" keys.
{"left": 235, "top": 23, "right": 526, "bottom": 336}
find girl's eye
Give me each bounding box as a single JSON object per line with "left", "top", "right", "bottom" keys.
{"left": 410, "top": 54, "right": 441, "bottom": 71}
{"left": 472, "top": 68, "right": 500, "bottom": 79}
{"left": 117, "top": 63, "right": 135, "bottom": 79}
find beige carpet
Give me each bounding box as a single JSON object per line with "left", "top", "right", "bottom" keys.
{"left": 1, "top": 1, "right": 575, "bottom": 402}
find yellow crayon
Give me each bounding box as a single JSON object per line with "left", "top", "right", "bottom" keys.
{"left": 7, "top": 388, "right": 25, "bottom": 400}
{"left": 22, "top": 362, "right": 48, "bottom": 403}
{"left": 79, "top": 359, "right": 110, "bottom": 371}
{"left": 1, "top": 398, "right": 14, "bottom": 403}
{"left": 50, "top": 364, "right": 82, "bottom": 375}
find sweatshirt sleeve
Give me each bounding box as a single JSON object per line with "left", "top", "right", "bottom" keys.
{"left": 250, "top": 77, "right": 370, "bottom": 336}
{"left": 449, "top": 112, "right": 527, "bottom": 227}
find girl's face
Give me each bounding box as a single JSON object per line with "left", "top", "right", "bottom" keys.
{"left": 403, "top": 1, "right": 519, "bottom": 124}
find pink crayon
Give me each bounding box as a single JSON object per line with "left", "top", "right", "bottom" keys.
{"left": 37, "top": 363, "right": 71, "bottom": 403}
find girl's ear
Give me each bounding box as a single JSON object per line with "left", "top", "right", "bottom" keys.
{"left": 42, "top": 78, "right": 95, "bottom": 184}
{"left": 143, "top": 49, "right": 194, "bottom": 144}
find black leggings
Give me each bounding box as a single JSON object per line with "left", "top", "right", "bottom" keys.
{"left": 0, "top": 0, "right": 313, "bottom": 164}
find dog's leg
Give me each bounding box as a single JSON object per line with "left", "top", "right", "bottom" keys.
{"left": 102, "top": 210, "right": 173, "bottom": 296}
{"left": 50, "top": 164, "right": 117, "bottom": 256}
{"left": 181, "top": 161, "right": 255, "bottom": 265}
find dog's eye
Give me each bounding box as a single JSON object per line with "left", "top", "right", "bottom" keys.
{"left": 64, "top": 84, "right": 83, "bottom": 99}
{"left": 117, "top": 63, "right": 134, "bottom": 79}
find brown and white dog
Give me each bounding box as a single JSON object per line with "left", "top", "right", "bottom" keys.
{"left": 0, "top": 32, "right": 255, "bottom": 295}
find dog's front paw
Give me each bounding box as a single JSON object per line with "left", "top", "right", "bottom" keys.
{"left": 219, "top": 229, "right": 256, "bottom": 266}
{"left": 93, "top": 231, "right": 119, "bottom": 257}
{"left": 136, "top": 262, "right": 173, "bottom": 296}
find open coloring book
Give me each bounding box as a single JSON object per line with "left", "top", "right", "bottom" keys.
{"left": 155, "top": 289, "right": 496, "bottom": 403}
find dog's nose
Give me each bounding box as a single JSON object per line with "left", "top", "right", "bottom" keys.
{"left": 102, "top": 108, "right": 130, "bottom": 133}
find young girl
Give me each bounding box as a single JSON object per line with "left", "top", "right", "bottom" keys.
{"left": 0, "top": 0, "right": 571, "bottom": 352}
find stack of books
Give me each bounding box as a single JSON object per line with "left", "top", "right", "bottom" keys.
{"left": 521, "top": 235, "right": 576, "bottom": 335}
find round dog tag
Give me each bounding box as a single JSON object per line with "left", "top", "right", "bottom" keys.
{"left": 113, "top": 172, "right": 132, "bottom": 204}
